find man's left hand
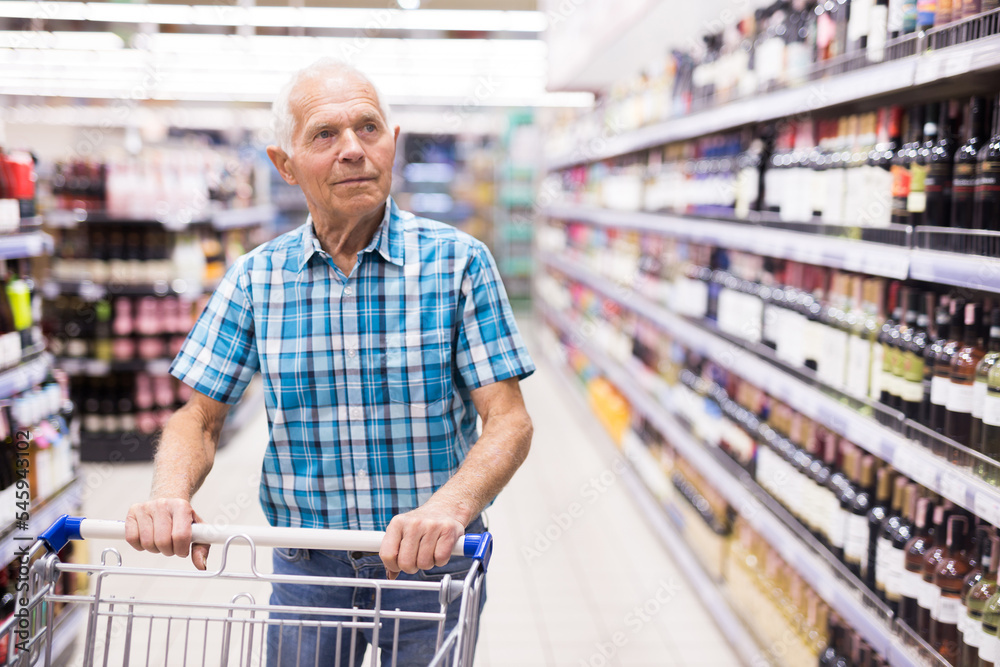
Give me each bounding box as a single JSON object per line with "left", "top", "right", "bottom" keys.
{"left": 379, "top": 505, "right": 466, "bottom": 580}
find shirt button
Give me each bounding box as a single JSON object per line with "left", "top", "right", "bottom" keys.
{"left": 344, "top": 285, "right": 354, "bottom": 296}
{"left": 357, "top": 469, "right": 367, "bottom": 478}
{"left": 350, "top": 407, "right": 363, "bottom": 419}
{"left": 348, "top": 348, "right": 356, "bottom": 358}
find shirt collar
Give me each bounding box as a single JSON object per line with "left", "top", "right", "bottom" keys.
{"left": 298, "top": 196, "right": 404, "bottom": 272}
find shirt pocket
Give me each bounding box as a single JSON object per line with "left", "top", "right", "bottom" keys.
{"left": 385, "top": 330, "right": 451, "bottom": 412}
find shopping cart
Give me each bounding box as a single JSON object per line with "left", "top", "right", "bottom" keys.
{"left": 1, "top": 514, "right": 492, "bottom": 667}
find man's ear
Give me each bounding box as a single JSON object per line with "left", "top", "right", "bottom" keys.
{"left": 266, "top": 146, "right": 298, "bottom": 185}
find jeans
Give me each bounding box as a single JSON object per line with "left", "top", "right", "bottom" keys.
{"left": 266, "top": 517, "right": 487, "bottom": 667}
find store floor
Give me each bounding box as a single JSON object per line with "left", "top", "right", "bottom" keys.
{"left": 71, "top": 316, "right": 741, "bottom": 666}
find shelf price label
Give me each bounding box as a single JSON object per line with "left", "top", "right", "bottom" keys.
{"left": 939, "top": 471, "right": 968, "bottom": 507}
{"left": 893, "top": 447, "right": 938, "bottom": 488}
{"left": 976, "top": 492, "right": 1000, "bottom": 528}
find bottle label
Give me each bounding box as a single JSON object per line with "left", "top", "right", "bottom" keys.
{"left": 966, "top": 616, "right": 983, "bottom": 648}
{"left": 919, "top": 578, "right": 941, "bottom": 609}
{"left": 975, "top": 379, "right": 989, "bottom": 419}
{"left": 909, "top": 163, "right": 929, "bottom": 213}
{"left": 899, "top": 378, "right": 925, "bottom": 403}
{"left": 892, "top": 164, "right": 912, "bottom": 199}
{"left": 901, "top": 567, "right": 926, "bottom": 594}
{"left": 870, "top": 343, "right": 884, "bottom": 401}
{"left": 845, "top": 514, "right": 870, "bottom": 561}
{"left": 984, "top": 392, "right": 1000, "bottom": 427}
{"left": 948, "top": 381, "right": 975, "bottom": 413}
{"left": 885, "top": 548, "right": 905, "bottom": 596}
{"left": 847, "top": 335, "right": 872, "bottom": 397}
{"left": 875, "top": 537, "right": 891, "bottom": 588}
{"left": 926, "top": 161, "right": 953, "bottom": 193}
{"left": 829, "top": 507, "right": 847, "bottom": 548}
{"left": 931, "top": 374, "right": 951, "bottom": 406}
{"left": 934, "top": 595, "right": 963, "bottom": 624}
{"left": 981, "top": 633, "right": 999, "bottom": 662}
{"left": 955, "top": 163, "right": 978, "bottom": 193}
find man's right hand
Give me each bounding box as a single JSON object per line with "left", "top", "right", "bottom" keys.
{"left": 125, "top": 498, "right": 210, "bottom": 570}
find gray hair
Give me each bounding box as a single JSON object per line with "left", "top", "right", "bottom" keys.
{"left": 272, "top": 58, "right": 392, "bottom": 155}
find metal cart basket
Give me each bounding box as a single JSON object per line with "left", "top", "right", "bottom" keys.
{"left": 1, "top": 515, "right": 492, "bottom": 667}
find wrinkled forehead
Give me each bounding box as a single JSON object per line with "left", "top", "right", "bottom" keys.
{"left": 289, "top": 73, "right": 386, "bottom": 126}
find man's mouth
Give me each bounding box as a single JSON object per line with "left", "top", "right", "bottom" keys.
{"left": 336, "top": 177, "right": 375, "bottom": 185}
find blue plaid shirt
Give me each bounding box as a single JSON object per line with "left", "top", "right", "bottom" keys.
{"left": 170, "top": 197, "right": 535, "bottom": 531}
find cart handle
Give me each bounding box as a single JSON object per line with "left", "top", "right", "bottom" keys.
{"left": 40, "top": 515, "right": 493, "bottom": 571}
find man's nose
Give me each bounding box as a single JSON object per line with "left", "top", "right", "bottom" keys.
{"left": 337, "top": 130, "right": 365, "bottom": 161}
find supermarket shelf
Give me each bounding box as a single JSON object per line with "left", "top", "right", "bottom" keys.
{"left": 1, "top": 477, "right": 83, "bottom": 564}
{"left": 540, "top": 305, "right": 918, "bottom": 666}
{"left": 211, "top": 204, "right": 276, "bottom": 231}
{"left": 56, "top": 357, "right": 173, "bottom": 376}
{"left": 541, "top": 344, "right": 766, "bottom": 666}
{"left": 547, "top": 28, "right": 1000, "bottom": 170}
{"left": 538, "top": 250, "right": 1000, "bottom": 529}
{"left": 0, "top": 231, "right": 54, "bottom": 260}
{"left": 908, "top": 248, "right": 1000, "bottom": 292}
{"left": 0, "top": 353, "right": 52, "bottom": 401}
{"left": 43, "top": 279, "right": 205, "bottom": 301}
{"left": 544, "top": 205, "right": 912, "bottom": 279}
{"left": 547, "top": 56, "right": 920, "bottom": 170}
{"left": 44, "top": 209, "right": 211, "bottom": 230}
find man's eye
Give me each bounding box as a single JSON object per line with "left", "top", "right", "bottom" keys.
{"left": 363, "top": 123, "right": 377, "bottom": 133}
{"left": 317, "top": 130, "right": 332, "bottom": 139}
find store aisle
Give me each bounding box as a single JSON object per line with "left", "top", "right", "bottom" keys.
{"left": 72, "top": 315, "right": 742, "bottom": 666}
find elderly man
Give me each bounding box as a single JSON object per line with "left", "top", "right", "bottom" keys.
{"left": 124, "top": 58, "right": 535, "bottom": 664}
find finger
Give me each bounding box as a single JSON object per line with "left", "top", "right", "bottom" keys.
{"left": 379, "top": 518, "right": 404, "bottom": 575}
{"left": 124, "top": 507, "right": 142, "bottom": 551}
{"left": 416, "top": 530, "right": 440, "bottom": 572}
{"left": 386, "top": 568, "right": 400, "bottom": 581}
{"left": 192, "top": 544, "right": 210, "bottom": 571}
{"left": 151, "top": 500, "right": 181, "bottom": 556}
{"left": 433, "top": 529, "right": 455, "bottom": 569}
{"left": 396, "top": 521, "right": 423, "bottom": 575}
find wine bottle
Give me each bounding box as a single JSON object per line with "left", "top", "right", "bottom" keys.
{"left": 901, "top": 496, "right": 935, "bottom": 629}
{"left": 866, "top": 467, "right": 897, "bottom": 593}
{"left": 974, "top": 93, "right": 1000, "bottom": 234}
{"left": 931, "top": 512, "right": 974, "bottom": 664}
{"left": 960, "top": 529, "right": 995, "bottom": 667}
{"left": 919, "top": 503, "right": 953, "bottom": 641}
{"left": 931, "top": 297, "right": 965, "bottom": 440}
{"left": 906, "top": 104, "right": 935, "bottom": 228}
{"left": 901, "top": 290, "right": 929, "bottom": 421}
{"left": 954, "top": 97, "right": 988, "bottom": 230}
{"left": 981, "top": 339, "right": 1000, "bottom": 485}
{"left": 878, "top": 476, "right": 909, "bottom": 612}
{"left": 926, "top": 101, "right": 957, "bottom": 227}
{"left": 886, "top": 483, "right": 917, "bottom": 615}
{"left": 880, "top": 282, "right": 903, "bottom": 407}
{"left": 947, "top": 302, "right": 985, "bottom": 454}
{"left": 981, "top": 540, "right": 1000, "bottom": 667}
{"left": 846, "top": 454, "right": 876, "bottom": 579}
{"left": 975, "top": 308, "right": 1000, "bottom": 479}
{"left": 869, "top": 0, "right": 891, "bottom": 62}
{"left": 888, "top": 288, "right": 916, "bottom": 412}
{"left": 892, "top": 107, "right": 921, "bottom": 225}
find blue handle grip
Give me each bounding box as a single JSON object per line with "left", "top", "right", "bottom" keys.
{"left": 462, "top": 532, "right": 493, "bottom": 572}
{"left": 39, "top": 515, "right": 84, "bottom": 553}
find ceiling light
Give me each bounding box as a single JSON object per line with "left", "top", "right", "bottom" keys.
{"left": 0, "top": 2, "right": 547, "bottom": 33}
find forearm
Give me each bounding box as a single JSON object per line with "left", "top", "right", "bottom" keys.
{"left": 150, "top": 402, "right": 222, "bottom": 501}
{"left": 425, "top": 406, "right": 533, "bottom": 526}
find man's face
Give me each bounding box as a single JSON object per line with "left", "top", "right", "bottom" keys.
{"left": 270, "top": 73, "right": 399, "bottom": 225}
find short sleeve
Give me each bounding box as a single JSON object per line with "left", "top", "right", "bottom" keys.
{"left": 454, "top": 244, "right": 535, "bottom": 390}
{"left": 170, "top": 261, "right": 260, "bottom": 404}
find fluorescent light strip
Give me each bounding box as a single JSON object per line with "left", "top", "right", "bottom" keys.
{"left": 0, "top": 2, "right": 547, "bottom": 32}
